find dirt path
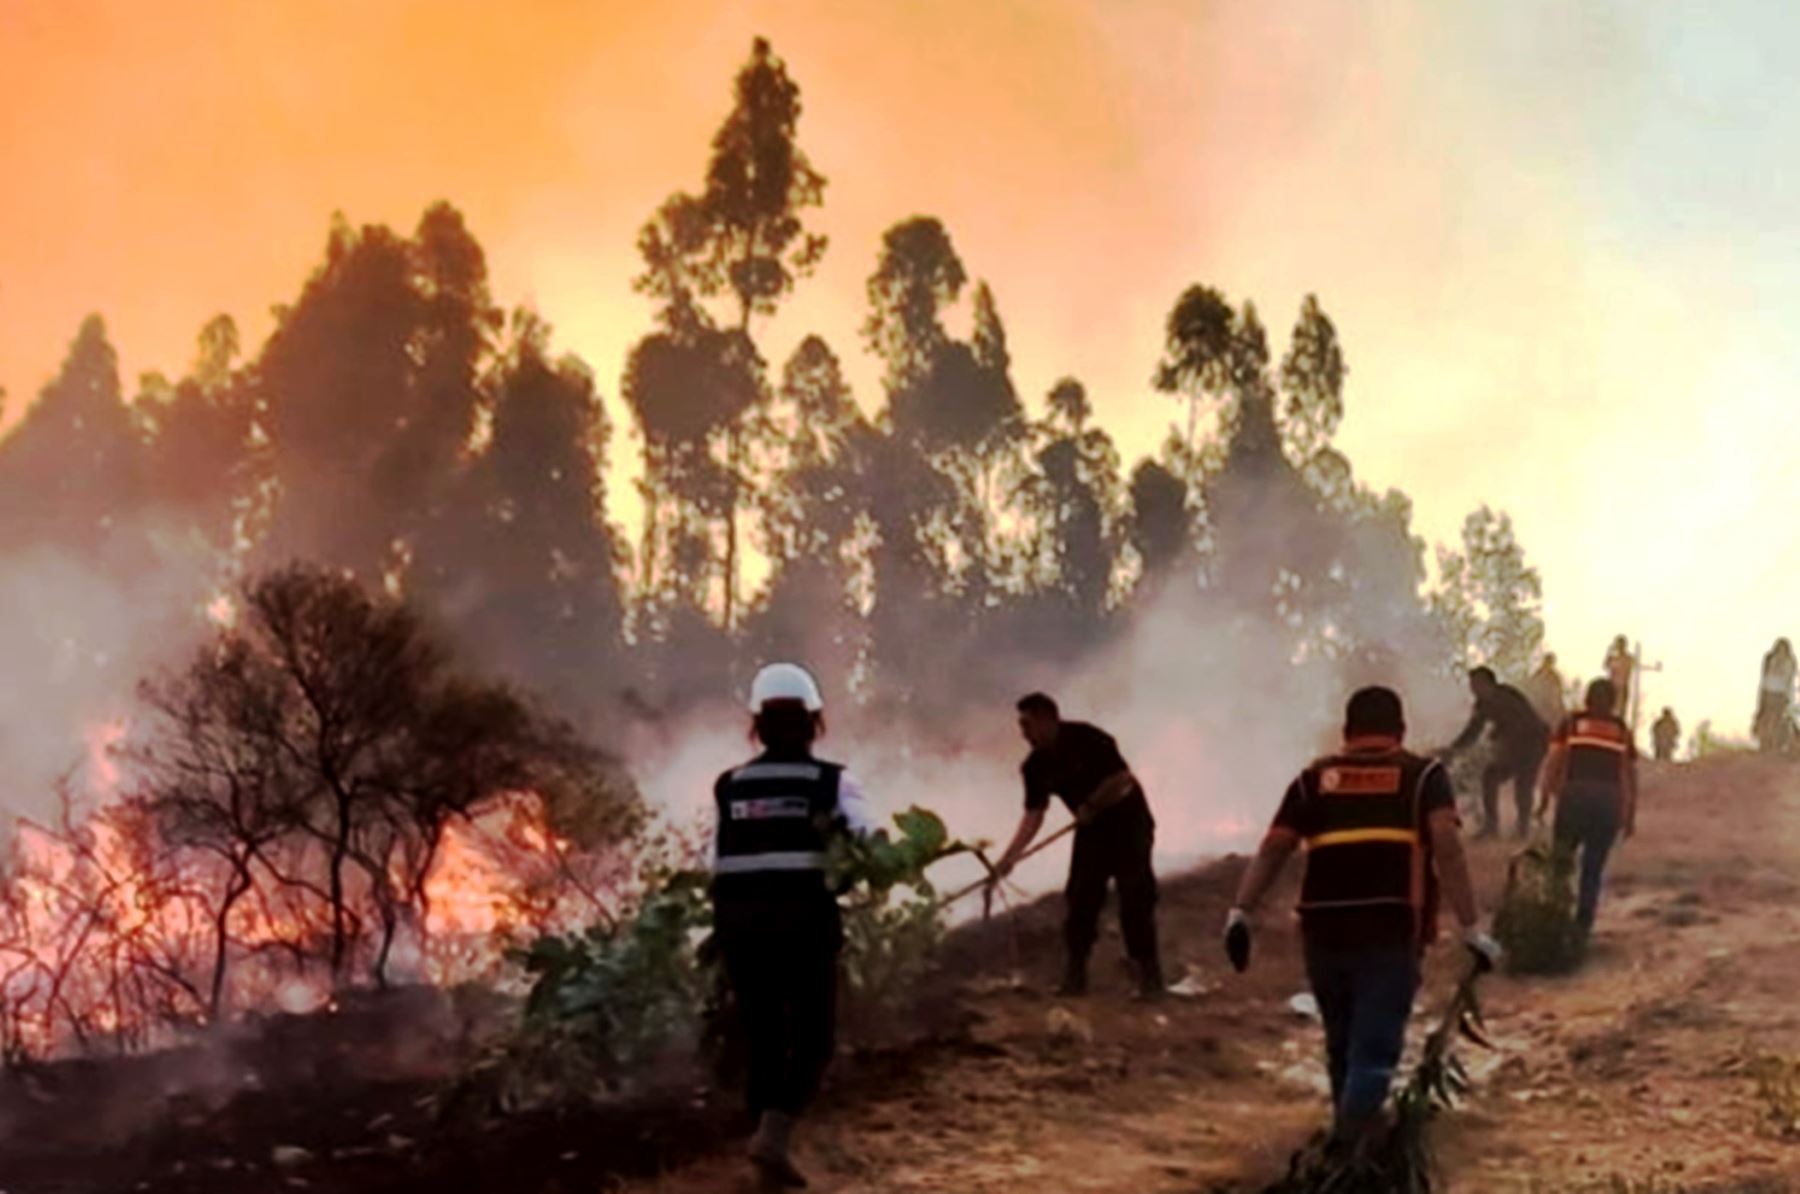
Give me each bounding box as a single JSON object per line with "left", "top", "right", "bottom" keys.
{"left": 628, "top": 756, "right": 1800, "bottom": 1194}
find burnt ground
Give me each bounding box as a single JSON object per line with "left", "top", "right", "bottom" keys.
{"left": 6, "top": 755, "right": 1800, "bottom": 1192}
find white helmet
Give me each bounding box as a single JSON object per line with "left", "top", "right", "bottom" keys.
{"left": 749, "top": 662, "right": 824, "bottom": 713}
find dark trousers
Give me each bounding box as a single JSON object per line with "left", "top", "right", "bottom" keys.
{"left": 1303, "top": 937, "right": 1420, "bottom": 1133}
{"left": 1064, "top": 798, "right": 1161, "bottom": 980}
{"left": 1554, "top": 786, "right": 1621, "bottom": 934}
{"left": 1481, "top": 744, "right": 1545, "bottom": 838}
{"left": 715, "top": 896, "right": 841, "bottom": 1117}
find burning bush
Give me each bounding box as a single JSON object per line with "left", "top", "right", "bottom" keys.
{"left": 0, "top": 565, "right": 643, "bottom": 1060}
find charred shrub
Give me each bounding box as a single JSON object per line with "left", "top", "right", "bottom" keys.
{"left": 1493, "top": 839, "right": 1585, "bottom": 975}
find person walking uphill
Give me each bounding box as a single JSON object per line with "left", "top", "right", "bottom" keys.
{"left": 1539, "top": 678, "right": 1639, "bottom": 939}
{"left": 1222, "top": 687, "right": 1501, "bottom": 1148}
{"left": 711, "top": 663, "right": 879, "bottom": 1190}
{"left": 991, "top": 693, "right": 1165, "bottom": 999}
{"left": 1652, "top": 707, "right": 1681, "bottom": 763}
{"left": 1441, "top": 666, "right": 1550, "bottom": 839}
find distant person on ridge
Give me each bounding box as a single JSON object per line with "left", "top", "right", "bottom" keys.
{"left": 1605, "top": 636, "right": 1635, "bottom": 719}
{"left": 1223, "top": 686, "right": 1500, "bottom": 1149}
{"left": 1651, "top": 707, "right": 1681, "bottom": 762}
{"left": 991, "top": 693, "right": 1165, "bottom": 1000}
{"left": 1756, "top": 638, "right": 1796, "bottom": 754}
{"left": 1441, "top": 667, "right": 1551, "bottom": 840}
{"left": 1538, "top": 678, "right": 1639, "bottom": 940}
{"left": 711, "top": 663, "right": 879, "bottom": 1189}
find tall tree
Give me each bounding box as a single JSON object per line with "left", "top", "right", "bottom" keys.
{"left": 1278, "top": 294, "right": 1347, "bottom": 465}
{"left": 744, "top": 335, "right": 873, "bottom": 681}
{"left": 255, "top": 205, "right": 499, "bottom": 583}
{"left": 425, "top": 314, "right": 627, "bottom": 717}
{"left": 1430, "top": 506, "right": 1546, "bottom": 681}
{"left": 859, "top": 219, "right": 1027, "bottom": 722}
{"left": 0, "top": 315, "right": 143, "bottom": 555}
{"left": 1152, "top": 284, "right": 1235, "bottom": 488}
{"left": 1018, "top": 378, "right": 1123, "bottom": 635}
{"left": 1127, "top": 458, "right": 1193, "bottom": 587}
{"left": 136, "top": 314, "right": 257, "bottom": 557}
{"left": 631, "top": 36, "right": 827, "bottom": 631}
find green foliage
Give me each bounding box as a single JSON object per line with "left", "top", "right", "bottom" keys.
{"left": 828, "top": 807, "right": 977, "bottom": 1028}
{"left": 444, "top": 870, "right": 711, "bottom": 1118}
{"left": 457, "top": 806, "right": 975, "bottom": 1117}
{"left": 1493, "top": 839, "right": 1586, "bottom": 975}
{"left": 517, "top": 871, "right": 714, "bottom": 1072}
{"left": 1430, "top": 506, "right": 1545, "bottom": 681}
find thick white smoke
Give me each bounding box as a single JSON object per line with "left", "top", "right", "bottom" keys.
{"left": 630, "top": 577, "right": 1471, "bottom": 909}
{"left": 0, "top": 525, "right": 219, "bottom": 828}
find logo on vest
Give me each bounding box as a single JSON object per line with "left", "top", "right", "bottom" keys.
{"left": 729, "top": 796, "right": 813, "bottom": 821}
{"left": 1321, "top": 766, "right": 1402, "bottom": 795}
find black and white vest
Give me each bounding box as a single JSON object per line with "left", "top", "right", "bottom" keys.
{"left": 712, "top": 754, "right": 844, "bottom": 898}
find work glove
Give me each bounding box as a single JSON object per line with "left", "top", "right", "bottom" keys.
{"left": 1462, "top": 926, "right": 1503, "bottom": 974}
{"left": 1224, "top": 907, "right": 1253, "bottom": 973}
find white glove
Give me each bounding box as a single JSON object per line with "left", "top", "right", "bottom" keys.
{"left": 1462, "top": 926, "right": 1503, "bottom": 972}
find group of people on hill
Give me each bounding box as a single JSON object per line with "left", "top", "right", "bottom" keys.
{"left": 1528, "top": 641, "right": 1684, "bottom": 762}
{"left": 707, "top": 654, "right": 1646, "bottom": 1186}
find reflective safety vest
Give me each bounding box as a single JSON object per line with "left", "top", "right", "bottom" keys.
{"left": 1295, "top": 745, "right": 1440, "bottom": 939}
{"left": 1560, "top": 712, "right": 1633, "bottom": 790}
{"left": 712, "top": 755, "right": 844, "bottom": 896}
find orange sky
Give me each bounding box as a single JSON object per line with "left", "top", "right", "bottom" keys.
{"left": 3, "top": 0, "right": 1796, "bottom": 736}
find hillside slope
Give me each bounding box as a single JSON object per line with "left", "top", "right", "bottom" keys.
{"left": 633, "top": 755, "right": 1800, "bottom": 1193}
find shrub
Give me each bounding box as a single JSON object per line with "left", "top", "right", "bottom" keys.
{"left": 1492, "top": 838, "right": 1585, "bottom": 975}
{"left": 453, "top": 805, "right": 976, "bottom": 1117}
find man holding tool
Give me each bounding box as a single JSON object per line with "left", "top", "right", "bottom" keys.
{"left": 1223, "top": 686, "right": 1500, "bottom": 1148}
{"left": 991, "top": 693, "right": 1165, "bottom": 999}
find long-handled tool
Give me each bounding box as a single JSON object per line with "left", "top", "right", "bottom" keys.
{"left": 938, "top": 818, "right": 1078, "bottom": 911}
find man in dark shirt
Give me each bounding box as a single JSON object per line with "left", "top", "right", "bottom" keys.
{"left": 1224, "top": 686, "right": 1499, "bottom": 1147}
{"left": 1442, "top": 666, "right": 1550, "bottom": 840}
{"left": 992, "top": 693, "right": 1164, "bottom": 999}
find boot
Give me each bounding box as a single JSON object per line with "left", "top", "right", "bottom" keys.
{"left": 1055, "top": 956, "right": 1089, "bottom": 997}
{"left": 1132, "top": 961, "right": 1166, "bottom": 1002}
{"left": 748, "top": 1110, "right": 809, "bottom": 1189}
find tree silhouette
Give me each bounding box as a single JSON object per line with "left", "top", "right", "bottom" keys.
{"left": 422, "top": 314, "right": 627, "bottom": 719}
{"left": 0, "top": 315, "right": 143, "bottom": 555}
{"left": 256, "top": 205, "right": 499, "bottom": 583}
{"left": 1430, "top": 506, "right": 1545, "bottom": 680}
{"left": 1017, "top": 378, "right": 1123, "bottom": 642}
{"left": 1152, "top": 284, "right": 1235, "bottom": 486}
{"left": 1279, "top": 294, "right": 1347, "bottom": 465}
{"left": 136, "top": 314, "right": 256, "bottom": 556}
{"left": 631, "top": 36, "right": 827, "bottom": 631}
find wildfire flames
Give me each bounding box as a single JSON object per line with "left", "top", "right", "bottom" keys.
{"left": 0, "top": 722, "right": 644, "bottom": 1059}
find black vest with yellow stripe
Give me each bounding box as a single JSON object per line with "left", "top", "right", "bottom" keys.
{"left": 712, "top": 754, "right": 843, "bottom": 901}
{"left": 1296, "top": 742, "right": 1440, "bottom": 937}
{"left": 1560, "top": 712, "right": 1633, "bottom": 790}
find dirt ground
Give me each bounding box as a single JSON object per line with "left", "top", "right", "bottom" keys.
{"left": 627, "top": 755, "right": 1800, "bottom": 1194}
{"left": 5, "top": 754, "right": 1800, "bottom": 1192}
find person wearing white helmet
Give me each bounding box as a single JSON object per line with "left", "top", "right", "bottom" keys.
{"left": 712, "top": 662, "right": 877, "bottom": 1190}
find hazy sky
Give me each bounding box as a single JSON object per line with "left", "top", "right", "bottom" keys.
{"left": 2, "top": 0, "right": 1796, "bottom": 735}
